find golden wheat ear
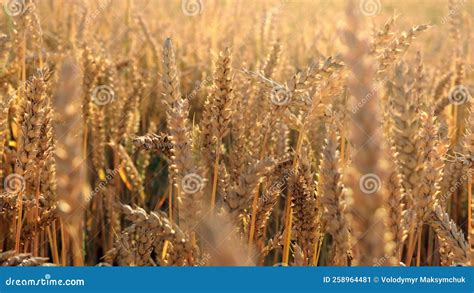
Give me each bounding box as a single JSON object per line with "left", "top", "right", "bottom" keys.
{"left": 430, "top": 204, "right": 469, "bottom": 266}
{"left": 319, "top": 130, "right": 349, "bottom": 266}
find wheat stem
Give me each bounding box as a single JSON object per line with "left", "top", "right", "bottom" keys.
{"left": 210, "top": 153, "right": 219, "bottom": 211}
{"left": 416, "top": 230, "right": 422, "bottom": 266}
{"left": 282, "top": 128, "right": 304, "bottom": 264}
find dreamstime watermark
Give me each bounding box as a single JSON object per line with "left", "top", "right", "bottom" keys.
{"left": 181, "top": 173, "right": 204, "bottom": 194}
{"left": 359, "top": 173, "right": 381, "bottom": 195}
{"left": 261, "top": 168, "right": 295, "bottom": 203}
{"left": 134, "top": 138, "right": 172, "bottom": 150}
{"left": 359, "top": 0, "right": 381, "bottom": 17}
{"left": 352, "top": 77, "right": 388, "bottom": 113}
{"left": 425, "top": 152, "right": 473, "bottom": 206}
{"left": 448, "top": 85, "right": 471, "bottom": 105}
{"left": 440, "top": 0, "right": 467, "bottom": 25}
{"left": 87, "top": 168, "right": 120, "bottom": 202}
{"left": 85, "top": 0, "right": 111, "bottom": 25}
{"left": 373, "top": 254, "right": 390, "bottom": 266}
{"left": 197, "top": 253, "right": 211, "bottom": 266}
{"left": 92, "top": 85, "right": 115, "bottom": 105}
{"left": 9, "top": 67, "right": 51, "bottom": 98}
{"left": 262, "top": 0, "right": 288, "bottom": 26}
{"left": 182, "top": 0, "right": 203, "bottom": 16}
{"left": 273, "top": 262, "right": 289, "bottom": 267}
{"left": 270, "top": 86, "right": 291, "bottom": 106}
{"left": 439, "top": 167, "right": 473, "bottom": 205}
{"left": 4, "top": 174, "right": 25, "bottom": 194}
{"left": 445, "top": 152, "right": 473, "bottom": 166}
{"left": 3, "top": 0, "right": 27, "bottom": 17}
{"left": 5, "top": 274, "right": 85, "bottom": 287}
{"left": 187, "top": 75, "right": 212, "bottom": 102}
{"left": 468, "top": 63, "right": 474, "bottom": 73}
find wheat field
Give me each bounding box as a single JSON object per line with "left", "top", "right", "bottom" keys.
{"left": 0, "top": 0, "right": 473, "bottom": 267}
